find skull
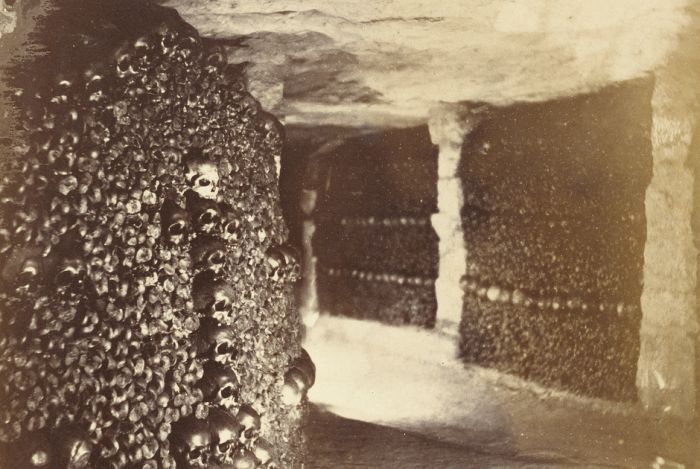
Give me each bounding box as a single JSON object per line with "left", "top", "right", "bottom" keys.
{"left": 188, "top": 195, "right": 222, "bottom": 234}
{"left": 192, "top": 236, "right": 227, "bottom": 274}
{"left": 171, "top": 416, "right": 212, "bottom": 469}
{"left": 185, "top": 151, "right": 219, "bottom": 200}
{"left": 208, "top": 406, "right": 243, "bottom": 463}
{"left": 55, "top": 425, "right": 92, "bottom": 469}
{"left": 193, "top": 272, "right": 236, "bottom": 319}
{"left": 229, "top": 448, "right": 257, "bottom": 469}
{"left": 280, "top": 374, "right": 303, "bottom": 406}
{"left": 16, "top": 257, "right": 42, "bottom": 293}
{"left": 286, "top": 367, "right": 310, "bottom": 395}
{"left": 196, "top": 318, "right": 237, "bottom": 364}
{"left": 292, "top": 348, "right": 316, "bottom": 388}
{"left": 161, "top": 202, "right": 190, "bottom": 245}
{"left": 114, "top": 48, "right": 138, "bottom": 79}
{"left": 253, "top": 438, "right": 275, "bottom": 466}
{"left": 235, "top": 405, "right": 261, "bottom": 444}
{"left": 46, "top": 146, "right": 76, "bottom": 176}
{"left": 16, "top": 431, "right": 53, "bottom": 468}
{"left": 1, "top": 246, "right": 44, "bottom": 293}
{"left": 200, "top": 362, "right": 239, "bottom": 406}
{"left": 265, "top": 243, "right": 300, "bottom": 283}
{"left": 55, "top": 257, "right": 87, "bottom": 298}
{"left": 264, "top": 247, "right": 285, "bottom": 282}
{"left": 221, "top": 212, "right": 241, "bottom": 243}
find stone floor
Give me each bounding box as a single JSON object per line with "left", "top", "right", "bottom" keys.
{"left": 303, "top": 316, "right": 698, "bottom": 469}
{"left": 305, "top": 405, "right": 580, "bottom": 468}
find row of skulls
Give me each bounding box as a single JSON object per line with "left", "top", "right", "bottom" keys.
{"left": 172, "top": 350, "right": 315, "bottom": 469}
{"left": 0, "top": 6, "right": 312, "bottom": 469}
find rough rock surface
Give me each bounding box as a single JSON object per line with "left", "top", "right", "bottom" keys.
{"left": 160, "top": 0, "right": 688, "bottom": 128}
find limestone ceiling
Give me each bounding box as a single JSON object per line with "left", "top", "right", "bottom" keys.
{"left": 164, "top": 1, "right": 689, "bottom": 128}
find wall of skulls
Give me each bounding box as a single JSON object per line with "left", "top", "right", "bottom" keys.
{"left": 0, "top": 1, "right": 312, "bottom": 468}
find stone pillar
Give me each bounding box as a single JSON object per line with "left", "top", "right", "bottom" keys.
{"left": 298, "top": 188, "right": 320, "bottom": 328}
{"left": 428, "top": 104, "right": 484, "bottom": 334}
{"left": 637, "top": 27, "right": 699, "bottom": 419}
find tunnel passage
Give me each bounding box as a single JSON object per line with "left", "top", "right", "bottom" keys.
{"left": 310, "top": 126, "right": 440, "bottom": 327}
{"left": 458, "top": 78, "right": 654, "bottom": 401}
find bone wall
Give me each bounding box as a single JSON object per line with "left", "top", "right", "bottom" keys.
{"left": 457, "top": 78, "right": 654, "bottom": 401}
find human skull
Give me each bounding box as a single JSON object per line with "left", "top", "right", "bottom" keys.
{"left": 55, "top": 425, "right": 92, "bottom": 469}
{"left": 280, "top": 375, "right": 303, "bottom": 406}
{"left": 208, "top": 406, "right": 243, "bottom": 463}
{"left": 286, "top": 367, "right": 310, "bottom": 395}
{"left": 188, "top": 196, "right": 222, "bottom": 235}
{"left": 264, "top": 247, "right": 285, "bottom": 282}
{"left": 253, "top": 438, "right": 275, "bottom": 466}
{"left": 171, "top": 416, "right": 212, "bottom": 469}
{"left": 196, "top": 318, "right": 237, "bottom": 364}
{"left": 55, "top": 257, "right": 87, "bottom": 298}
{"left": 16, "top": 431, "right": 53, "bottom": 468}
{"left": 229, "top": 448, "right": 257, "bottom": 469}
{"left": 292, "top": 348, "right": 316, "bottom": 388}
{"left": 221, "top": 211, "right": 241, "bottom": 243}
{"left": 193, "top": 273, "right": 236, "bottom": 319}
{"left": 16, "top": 257, "right": 42, "bottom": 293}
{"left": 46, "top": 146, "right": 76, "bottom": 176}
{"left": 161, "top": 202, "right": 190, "bottom": 245}
{"left": 114, "top": 49, "right": 138, "bottom": 79}
{"left": 234, "top": 405, "right": 261, "bottom": 444}
{"left": 200, "top": 362, "right": 239, "bottom": 406}
{"left": 265, "top": 243, "right": 300, "bottom": 283}
{"left": 191, "top": 236, "right": 227, "bottom": 274}
{"left": 185, "top": 151, "right": 219, "bottom": 200}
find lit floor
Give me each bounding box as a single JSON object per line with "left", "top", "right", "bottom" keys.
{"left": 303, "top": 316, "right": 697, "bottom": 468}
{"left": 305, "top": 405, "right": 577, "bottom": 468}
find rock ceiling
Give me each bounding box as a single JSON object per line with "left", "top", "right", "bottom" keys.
{"left": 162, "top": 0, "right": 690, "bottom": 129}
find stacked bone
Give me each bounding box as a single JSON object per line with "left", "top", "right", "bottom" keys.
{"left": 0, "top": 2, "right": 313, "bottom": 468}
{"left": 312, "top": 126, "right": 439, "bottom": 327}
{"left": 457, "top": 79, "right": 653, "bottom": 400}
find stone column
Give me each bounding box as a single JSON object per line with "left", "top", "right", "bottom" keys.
{"left": 637, "top": 25, "right": 699, "bottom": 419}
{"left": 428, "top": 104, "right": 485, "bottom": 334}
{"left": 298, "top": 188, "right": 320, "bottom": 328}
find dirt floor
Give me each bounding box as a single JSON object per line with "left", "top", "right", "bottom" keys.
{"left": 305, "top": 405, "right": 588, "bottom": 468}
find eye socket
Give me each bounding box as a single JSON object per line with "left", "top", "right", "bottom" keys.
{"left": 35, "top": 175, "right": 48, "bottom": 190}
{"left": 215, "top": 342, "right": 230, "bottom": 355}
{"left": 208, "top": 251, "right": 225, "bottom": 266}
{"left": 212, "top": 299, "right": 229, "bottom": 312}
{"left": 47, "top": 149, "right": 61, "bottom": 164}
{"left": 17, "top": 265, "right": 38, "bottom": 287}
{"left": 86, "top": 75, "right": 104, "bottom": 94}
{"left": 218, "top": 441, "right": 232, "bottom": 453}
{"left": 197, "top": 178, "right": 211, "bottom": 188}
{"left": 189, "top": 449, "right": 201, "bottom": 460}
{"left": 116, "top": 54, "right": 131, "bottom": 73}
{"left": 220, "top": 385, "right": 234, "bottom": 399}
{"left": 168, "top": 220, "right": 186, "bottom": 236}
{"left": 199, "top": 211, "right": 219, "bottom": 226}
{"left": 20, "top": 262, "right": 39, "bottom": 277}
{"left": 225, "top": 221, "right": 238, "bottom": 234}
{"left": 56, "top": 266, "right": 81, "bottom": 286}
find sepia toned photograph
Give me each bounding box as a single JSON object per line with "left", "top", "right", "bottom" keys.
{"left": 0, "top": 1, "right": 698, "bottom": 467}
